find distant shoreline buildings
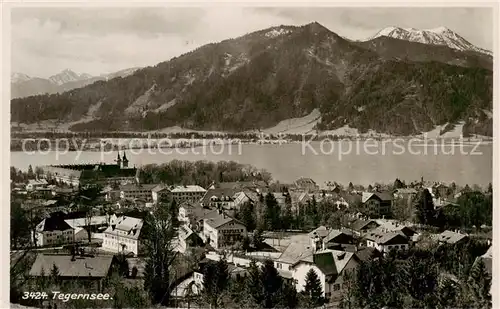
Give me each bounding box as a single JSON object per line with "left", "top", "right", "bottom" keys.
{"left": 40, "top": 151, "right": 138, "bottom": 187}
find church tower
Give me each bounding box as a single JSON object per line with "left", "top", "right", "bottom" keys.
{"left": 115, "top": 151, "right": 122, "bottom": 167}
{"left": 122, "top": 152, "right": 129, "bottom": 168}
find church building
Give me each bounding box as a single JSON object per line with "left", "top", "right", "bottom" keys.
{"left": 41, "top": 151, "right": 138, "bottom": 187}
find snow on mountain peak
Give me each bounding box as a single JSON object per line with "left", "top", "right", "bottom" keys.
{"left": 369, "top": 26, "right": 491, "bottom": 55}
{"left": 11, "top": 72, "right": 32, "bottom": 83}
{"left": 48, "top": 69, "right": 93, "bottom": 85}
{"left": 425, "top": 26, "right": 450, "bottom": 34}
{"left": 265, "top": 28, "right": 291, "bottom": 38}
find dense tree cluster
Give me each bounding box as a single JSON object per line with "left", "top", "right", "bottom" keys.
{"left": 351, "top": 239, "right": 491, "bottom": 309}
{"left": 137, "top": 160, "right": 271, "bottom": 188}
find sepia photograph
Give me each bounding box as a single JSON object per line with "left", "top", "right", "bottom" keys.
{"left": 5, "top": 3, "right": 496, "bottom": 309}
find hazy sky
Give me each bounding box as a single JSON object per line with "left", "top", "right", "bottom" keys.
{"left": 11, "top": 7, "right": 493, "bottom": 78}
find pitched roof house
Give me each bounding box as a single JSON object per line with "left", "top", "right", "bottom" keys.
{"left": 291, "top": 249, "right": 359, "bottom": 300}
{"left": 200, "top": 188, "right": 238, "bottom": 209}
{"left": 347, "top": 218, "right": 380, "bottom": 236}
{"left": 364, "top": 230, "right": 410, "bottom": 254}
{"left": 361, "top": 192, "right": 393, "bottom": 217}
{"left": 202, "top": 211, "right": 247, "bottom": 250}
{"left": 432, "top": 230, "right": 469, "bottom": 245}
{"left": 29, "top": 254, "right": 114, "bottom": 279}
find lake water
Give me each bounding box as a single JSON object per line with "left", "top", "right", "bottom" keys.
{"left": 10, "top": 141, "right": 492, "bottom": 187}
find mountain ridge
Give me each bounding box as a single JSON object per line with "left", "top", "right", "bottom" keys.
{"left": 10, "top": 22, "right": 493, "bottom": 136}
{"left": 368, "top": 26, "right": 492, "bottom": 55}
{"left": 11, "top": 68, "right": 140, "bottom": 99}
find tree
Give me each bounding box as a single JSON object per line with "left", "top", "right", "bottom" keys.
{"left": 303, "top": 269, "right": 324, "bottom": 307}
{"left": 486, "top": 183, "right": 492, "bottom": 194}
{"left": 283, "top": 193, "right": 293, "bottom": 229}
{"left": 252, "top": 228, "right": 265, "bottom": 249}
{"left": 246, "top": 260, "right": 264, "bottom": 305}
{"left": 392, "top": 197, "right": 412, "bottom": 222}
{"left": 114, "top": 254, "right": 130, "bottom": 277}
{"left": 201, "top": 257, "right": 230, "bottom": 309}
{"left": 10, "top": 201, "right": 30, "bottom": 249}
{"left": 38, "top": 267, "right": 49, "bottom": 290}
{"left": 238, "top": 202, "right": 256, "bottom": 232}
{"left": 158, "top": 194, "right": 179, "bottom": 228}
{"left": 264, "top": 193, "right": 281, "bottom": 230}
{"left": 34, "top": 166, "right": 44, "bottom": 179}
{"left": 348, "top": 182, "right": 354, "bottom": 192}
{"left": 143, "top": 207, "right": 176, "bottom": 305}
{"left": 242, "top": 236, "right": 251, "bottom": 251}
{"left": 401, "top": 255, "right": 439, "bottom": 308}
{"left": 467, "top": 259, "right": 491, "bottom": 308}
{"left": 450, "top": 182, "right": 457, "bottom": 193}
{"left": 414, "top": 189, "right": 435, "bottom": 225}
{"left": 393, "top": 178, "right": 405, "bottom": 189}
{"left": 280, "top": 282, "right": 299, "bottom": 309}
{"left": 339, "top": 270, "right": 357, "bottom": 309}
{"left": 77, "top": 184, "right": 104, "bottom": 243}
{"left": 50, "top": 263, "right": 60, "bottom": 285}
{"left": 457, "top": 192, "right": 492, "bottom": 229}
{"left": 261, "top": 260, "right": 283, "bottom": 308}
{"left": 27, "top": 165, "right": 35, "bottom": 179}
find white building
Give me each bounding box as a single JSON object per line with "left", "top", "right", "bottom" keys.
{"left": 172, "top": 225, "right": 203, "bottom": 254}
{"left": 200, "top": 188, "right": 237, "bottom": 209}
{"left": 26, "top": 179, "right": 48, "bottom": 191}
{"left": 364, "top": 231, "right": 409, "bottom": 254}
{"left": 119, "top": 184, "right": 156, "bottom": 201}
{"left": 203, "top": 212, "right": 247, "bottom": 249}
{"left": 152, "top": 184, "right": 207, "bottom": 204}
{"left": 233, "top": 191, "right": 255, "bottom": 209}
{"left": 274, "top": 234, "right": 315, "bottom": 278}
{"left": 34, "top": 216, "right": 86, "bottom": 247}
{"left": 102, "top": 216, "right": 143, "bottom": 256}
{"left": 292, "top": 250, "right": 359, "bottom": 301}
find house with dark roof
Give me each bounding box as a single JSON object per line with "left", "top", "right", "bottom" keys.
{"left": 291, "top": 249, "right": 359, "bottom": 301}
{"left": 35, "top": 215, "right": 76, "bottom": 247}
{"left": 373, "top": 220, "right": 418, "bottom": 239}
{"left": 202, "top": 211, "right": 247, "bottom": 250}
{"left": 172, "top": 225, "right": 204, "bottom": 254}
{"left": 354, "top": 247, "right": 382, "bottom": 262}
{"left": 308, "top": 226, "right": 356, "bottom": 251}
{"left": 361, "top": 192, "right": 393, "bottom": 218}
{"left": 292, "top": 177, "right": 319, "bottom": 192}
{"left": 200, "top": 188, "right": 238, "bottom": 209}
{"left": 330, "top": 193, "right": 362, "bottom": 210}
{"left": 346, "top": 218, "right": 380, "bottom": 236}
{"left": 364, "top": 231, "right": 409, "bottom": 254}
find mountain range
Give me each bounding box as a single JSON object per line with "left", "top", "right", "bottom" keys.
{"left": 10, "top": 23, "right": 493, "bottom": 136}
{"left": 11, "top": 68, "right": 139, "bottom": 99}
{"left": 369, "top": 26, "right": 492, "bottom": 56}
